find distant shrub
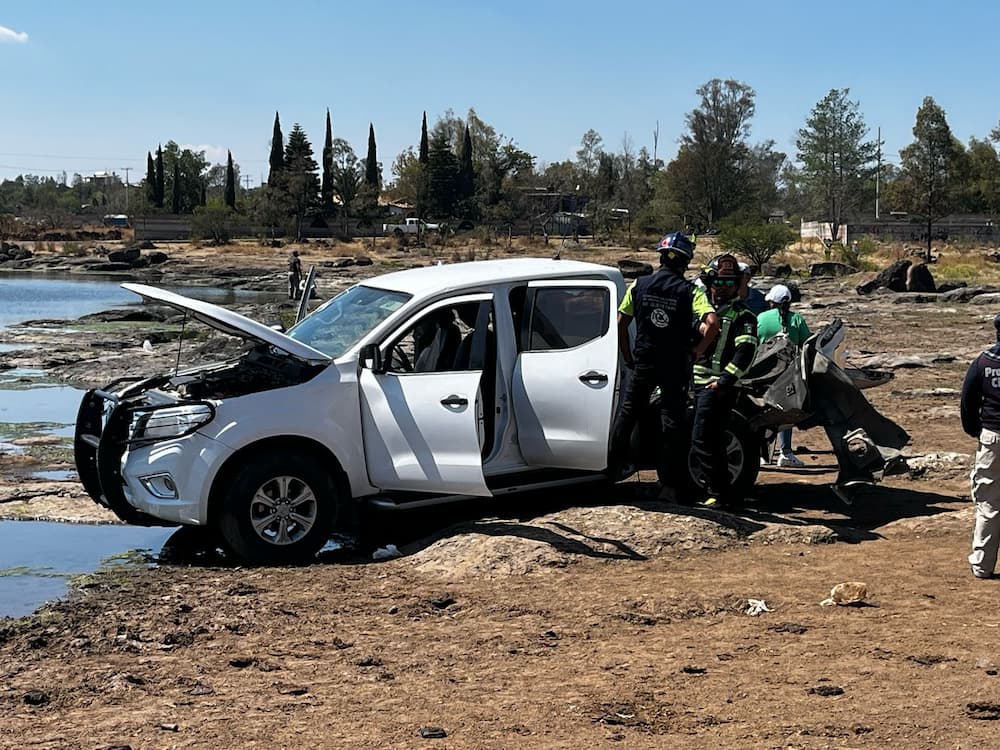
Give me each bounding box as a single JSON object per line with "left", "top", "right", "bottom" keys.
{"left": 718, "top": 223, "right": 797, "bottom": 266}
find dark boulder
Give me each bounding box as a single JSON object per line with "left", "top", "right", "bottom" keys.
{"left": 937, "top": 281, "right": 967, "bottom": 293}
{"left": 323, "top": 258, "right": 354, "bottom": 269}
{"left": 618, "top": 259, "right": 654, "bottom": 279}
{"left": 146, "top": 251, "right": 169, "bottom": 265}
{"left": 354, "top": 256, "right": 373, "bottom": 266}
{"left": 941, "top": 286, "right": 998, "bottom": 302}
{"left": 108, "top": 247, "right": 141, "bottom": 263}
{"left": 856, "top": 277, "right": 880, "bottom": 295}
{"left": 809, "top": 261, "right": 858, "bottom": 277}
{"left": 874, "top": 259, "right": 911, "bottom": 292}
{"left": 84, "top": 261, "right": 133, "bottom": 272}
{"left": 906, "top": 263, "right": 936, "bottom": 292}
{"left": 760, "top": 262, "right": 792, "bottom": 277}
{"left": 136, "top": 240, "right": 156, "bottom": 250}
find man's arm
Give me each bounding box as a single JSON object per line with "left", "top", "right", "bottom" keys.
{"left": 617, "top": 312, "right": 634, "bottom": 367}
{"left": 961, "top": 356, "right": 983, "bottom": 438}
{"left": 715, "top": 314, "right": 758, "bottom": 389}
{"left": 692, "top": 312, "right": 720, "bottom": 360}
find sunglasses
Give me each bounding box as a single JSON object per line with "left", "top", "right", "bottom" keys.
{"left": 712, "top": 278, "right": 738, "bottom": 287}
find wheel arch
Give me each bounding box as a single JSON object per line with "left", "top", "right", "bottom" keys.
{"left": 207, "top": 435, "right": 352, "bottom": 526}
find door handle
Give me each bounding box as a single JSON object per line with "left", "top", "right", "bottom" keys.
{"left": 579, "top": 371, "right": 608, "bottom": 384}
{"left": 440, "top": 395, "right": 469, "bottom": 407}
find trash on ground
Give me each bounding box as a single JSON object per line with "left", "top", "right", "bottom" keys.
{"left": 820, "top": 581, "right": 869, "bottom": 606}
{"left": 746, "top": 598, "right": 772, "bottom": 616}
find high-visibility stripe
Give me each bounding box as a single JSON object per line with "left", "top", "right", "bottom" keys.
{"left": 725, "top": 362, "right": 743, "bottom": 376}
{"left": 734, "top": 335, "right": 757, "bottom": 345}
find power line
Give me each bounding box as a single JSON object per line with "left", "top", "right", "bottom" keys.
{"left": 0, "top": 151, "right": 144, "bottom": 162}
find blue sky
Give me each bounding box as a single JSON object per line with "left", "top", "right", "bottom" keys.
{"left": 2, "top": 0, "right": 998, "bottom": 185}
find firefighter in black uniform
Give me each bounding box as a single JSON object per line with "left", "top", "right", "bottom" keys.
{"left": 610, "top": 232, "right": 719, "bottom": 499}
{"left": 690, "top": 253, "right": 759, "bottom": 506}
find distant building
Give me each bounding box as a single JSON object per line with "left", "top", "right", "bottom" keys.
{"left": 88, "top": 171, "right": 122, "bottom": 189}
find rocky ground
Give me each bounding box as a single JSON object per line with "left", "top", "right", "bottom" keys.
{"left": 1, "top": 238, "right": 999, "bottom": 748}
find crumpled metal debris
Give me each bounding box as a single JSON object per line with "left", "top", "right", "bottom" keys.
{"left": 746, "top": 598, "right": 772, "bottom": 616}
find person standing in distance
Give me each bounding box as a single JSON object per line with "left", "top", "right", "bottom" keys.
{"left": 756, "top": 283, "right": 812, "bottom": 467}
{"left": 610, "top": 232, "right": 719, "bottom": 499}
{"left": 960, "top": 312, "right": 1000, "bottom": 580}
{"left": 288, "top": 250, "right": 303, "bottom": 300}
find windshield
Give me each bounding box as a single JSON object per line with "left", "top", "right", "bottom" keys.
{"left": 287, "top": 285, "right": 411, "bottom": 358}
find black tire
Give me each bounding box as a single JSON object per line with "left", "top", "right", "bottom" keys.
{"left": 686, "top": 412, "right": 760, "bottom": 501}
{"left": 218, "top": 452, "right": 339, "bottom": 565}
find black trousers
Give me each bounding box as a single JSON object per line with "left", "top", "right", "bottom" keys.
{"left": 610, "top": 364, "right": 688, "bottom": 487}
{"left": 690, "top": 384, "right": 738, "bottom": 498}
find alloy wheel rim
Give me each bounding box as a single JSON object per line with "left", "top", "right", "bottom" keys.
{"left": 249, "top": 475, "right": 318, "bottom": 546}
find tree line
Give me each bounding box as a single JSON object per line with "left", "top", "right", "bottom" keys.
{"left": 3, "top": 78, "right": 1000, "bottom": 253}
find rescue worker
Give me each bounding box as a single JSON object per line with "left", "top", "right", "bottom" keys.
{"left": 610, "top": 232, "right": 719, "bottom": 498}
{"left": 288, "top": 250, "right": 303, "bottom": 299}
{"left": 690, "top": 253, "right": 759, "bottom": 506}
{"left": 738, "top": 262, "right": 768, "bottom": 315}
{"left": 757, "top": 284, "right": 811, "bottom": 467}
{"left": 960, "top": 312, "right": 1000, "bottom": 579}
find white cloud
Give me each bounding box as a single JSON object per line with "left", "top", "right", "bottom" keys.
{"left": 181, "top": 143, "right": 227, "bottom": 164}
{"left": 0, "top": 25, "right": 28, "bottom": 43}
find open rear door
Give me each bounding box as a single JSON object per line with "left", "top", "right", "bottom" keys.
{"left": 511, "top": 279, "right": 618, "bottom": 471}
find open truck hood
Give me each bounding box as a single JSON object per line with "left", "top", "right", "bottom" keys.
{"left": 122, "top": 283, "right": 332, "bottom": 365}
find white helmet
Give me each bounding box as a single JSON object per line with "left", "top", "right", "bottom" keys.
{"left": 765, "top": 284, "right": 792, "bottom": 304}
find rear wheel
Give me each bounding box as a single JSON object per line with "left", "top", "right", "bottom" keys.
{"left": 686, "top": 412, "right": 760, "bottom": 501}
{"left": 218, "top": 452, "right": 339, "bottom": 565}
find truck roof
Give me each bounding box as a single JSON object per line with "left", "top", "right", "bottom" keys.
{"left": 363, "top": 258, "right": 622, "bottom": 298}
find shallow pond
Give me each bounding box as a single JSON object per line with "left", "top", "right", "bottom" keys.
{"left": 0, "top": 520, "right": 176, "bottom": 618}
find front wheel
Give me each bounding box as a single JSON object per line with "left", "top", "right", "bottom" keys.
{"left": 218, "top": 452, "right": 339, "bottom": 565}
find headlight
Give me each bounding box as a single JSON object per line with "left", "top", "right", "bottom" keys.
{"left": 129, "top": 403, "right": 214, "bottom": 443}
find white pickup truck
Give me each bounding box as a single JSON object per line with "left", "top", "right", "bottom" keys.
{"left": 74, "top": 258, "right": 907, "bottom": 563}
{"left": 382, "top": 217, "right": 440, "bottom": 237}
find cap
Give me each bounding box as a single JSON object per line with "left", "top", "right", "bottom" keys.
{"left": 765, "top": 284, "right": 792, "bottom": 304}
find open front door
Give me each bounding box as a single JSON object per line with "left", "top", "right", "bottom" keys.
{"left": 359, "top": 294, "right": 493, "bottom": 497}
{"left": 511, "top": 280, "right": 618, "bottom": 470}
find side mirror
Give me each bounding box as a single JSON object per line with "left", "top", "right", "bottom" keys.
{"left": 360, "top": 343, "right": 384, "bottom": 374}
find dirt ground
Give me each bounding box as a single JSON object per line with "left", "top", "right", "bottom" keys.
{"left": 2, "top": 240, "right": 1000, "bottom": 748}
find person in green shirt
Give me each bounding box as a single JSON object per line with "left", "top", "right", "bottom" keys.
{"left": 757, "top": 284, "right": 811, "bottom": 467}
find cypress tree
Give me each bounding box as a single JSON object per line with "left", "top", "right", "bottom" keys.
{"left": 171, "top": 161, "right": 180, "bottom": 213}
{"left": 200, "top": 180, "right": 207, "bottom": 207}
{"left": 145, "top": 152, "right": 156, "bottom": 205}
{"left": 224, "top": 150, "right": 236, "bottom": 209}
{"left": 154, "top": 145, "right": 165, "bottom": 208}
{"left": 365, "top": 123, "right": 380, "bottom": 194}
{"left": 426, "top": 131, "right": 459, "bottom": 218}
{"left": 458, "top": 123, "right": 475, "bottom": 200}
{"left": 267, "top": 111, "right": 285, "bottom": 187}
{"left": 419, "top": 111, "right": 429, "bottom": 164}
{"left": 321, "top": 109, "right": 334, "bottom": 211}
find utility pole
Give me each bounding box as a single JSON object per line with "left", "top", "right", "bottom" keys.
{"left": 243, "top": 174, "right": 253, "bottom": 191}
{"left": 875, "top": 127, "right": 881, "bottom": 221}
{"left": 122, "top": 166, "right": 132, "bottom": 212}
{"left": 653, "top": 120, "right": 659, "bottom": 165}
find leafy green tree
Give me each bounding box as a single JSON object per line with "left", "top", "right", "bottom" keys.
{"left": 680, "top": 78, "right": 757, "bottom": 227}
{"left": 224, "top": 151, "right": 236, "bottom": 209}
{"left": 387, "top": 147, "right": 423, "bottom": 207}
{"left": 155, "top": 145, "right": 165, "bottom": 208}
{"left": 896, "top": 96, "right": 965, "bottom": 259}
{"left": 281, "top": 123, "right": 321, "bottom": 240}
{"left": 795, "top": 88, "right": 877, "bottom": 242}
{"left": 321, "top": 109, "right": 334, "bottom": 212}
{"left": 719, "top": 223, "right": 797, "bottom": 267}
{"left": 161, "top": 142, "right": 210, "bottom": 214}
{"left": 192, "top": 199, "right": 237, "bottom": 244}
{"left": 960, "top": 137, "right": 1000, "bottom": 214}
{"left": 267, "top": 111, "right": 284, "bottom": 187}
{"left": 330, "top": 137, "right": 361, "bottom": 235}
{"left": 145, "top": 152, "right": 156, "bottom": 206}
